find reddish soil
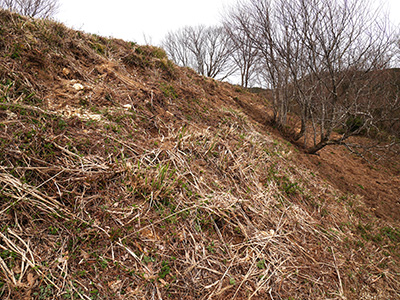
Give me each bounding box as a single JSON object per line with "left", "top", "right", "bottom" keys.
{"left": 302, "top": 145, "right": 400, "bottom": 223}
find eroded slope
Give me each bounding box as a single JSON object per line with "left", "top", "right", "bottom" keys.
{"left": 0, "top": 10, "right": 399, "bottom": 300}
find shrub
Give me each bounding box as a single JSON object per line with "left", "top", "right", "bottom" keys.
{"left": 346, "top": 115, "right": 364, "bottom": 133}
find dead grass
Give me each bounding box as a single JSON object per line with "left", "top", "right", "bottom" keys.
{"left": 0, "top": 9, "right": 399, "bottom": 300}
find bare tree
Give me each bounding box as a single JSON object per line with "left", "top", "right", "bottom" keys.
{"left": 225, "top": 0, "right": 395, "bottom": 154}
{"left": 223, "top": 10, "right": 259, "bottom": 87}
{"left": 183, "top": 25, "right": 207, "bottom": 75}
{"left": 224, "top": 0, "right": 292, "bottom": 125}
{"left": 162, "top": 28, "right": 192, "bottom": 69}
{"left": 203, "top": 26, "right": 237, "bottom": 80}
{"left": 162, "top": 25, "right": 236, "bottom": 81}
{"left": 0, "top": 0, "right": 59, "bottom": 18}
{"left": 292, "top": 0, "right": 393, "bottom": 153}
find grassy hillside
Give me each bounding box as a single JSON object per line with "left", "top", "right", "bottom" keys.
{"left": 0, "top": 10, "right": 399, "bottom": 299}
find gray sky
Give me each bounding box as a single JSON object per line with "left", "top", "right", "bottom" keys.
{"left": 55, "top": 0, "right": 234, "bottom": 45}
{"left": 55, "top": 0, "right": 400, "bottom": 46}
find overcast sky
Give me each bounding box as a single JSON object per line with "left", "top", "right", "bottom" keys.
{"left": 55, "top": 0, "right": 400, "bottom": 46}
{"left": 55, "top": 0, "right": 234, "bottom": 45}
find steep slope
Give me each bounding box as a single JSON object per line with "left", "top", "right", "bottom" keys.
{"left": 0, "top": 10, "right": 399, "bottom": 300}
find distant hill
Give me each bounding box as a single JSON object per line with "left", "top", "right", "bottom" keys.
{"left": 0, "top": 10, "right": 399, "bottom": 299}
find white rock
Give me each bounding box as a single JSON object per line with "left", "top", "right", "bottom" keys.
{"left": 72, "top": 83, "right": 84, "bottom": 91}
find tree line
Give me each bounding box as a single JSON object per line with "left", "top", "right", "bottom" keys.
{"left": 162, "top": 0, "right": 399, "bottom": 154}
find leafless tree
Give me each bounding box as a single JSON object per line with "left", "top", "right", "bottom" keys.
{"left": 162, "top": 25, "right": 236, "bottom": 81}
{"left": 182, "top": 25, "right": 207, "bottom": 75}
{"left": 162, "top": 28, "right": 192, "bottom": 69}
{"left": 0, "top": 0, "right": 59, "bottom": 18}
{"left": 225, "top": 0, "right": 395, "bottom": 154}
{"left": 223, "top": 12, "right": 259, "bottom": 88}
{"left": 292, "top": 0, "right": 393, "bottom": 153}
{"left": 224, "top": 0, "right": 291, "bottom": 125}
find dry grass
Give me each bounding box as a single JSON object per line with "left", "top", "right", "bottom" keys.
{"left": 0, "top": 9, "right": 399, "bottom": 300}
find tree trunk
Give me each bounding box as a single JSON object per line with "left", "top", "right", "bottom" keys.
{"left": 306, "top": 139, "right": 339, "bottom": 154}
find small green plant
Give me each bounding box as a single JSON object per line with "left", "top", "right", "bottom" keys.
{"left": 354, "top": 240, "right": 364, "bottom": 248}
{"left": 143, "top": 256, "right": 155, "bottom": 264}
{"left": 158, "top": 59, "right": 176, "bottom": 78}
{"left": 160, "top": 83, "right": 178, "bottom": 99}
{"left": 58, "top": 119, "right": 67, "bottom": 130}
{"left": 152, "top": 162, "right": 170, "bottom": 191}
{"left": 90, "top": 42, "right": 106, "bottom": 55}
{"left": 380, "top": 226, "right": 400, "bottom": 242}
{"left": 0, "top": 250, "right": 17, "bottom": 268}
{"left": 10, "top": 43, "right": 23, "bottom": 59}
{"left": 75, "top": 270, "right": 87, "bottom": 277}
{"left": 48, "top": 226, "right": 59, "bottom": 235}
{"left": 98, "top": 258, "right": 108, "bottom": 269}
{"left": 89, "top": 289, "right": 99, "bottom": 299}
{"left": 265, "top": 167, "right": 301, "bottom": 196}
{"left": 229, "top": 277, "right": 236, "bottom": 285}
{"left": 34, "top": 283, "right": 55, "bottom": 299}
{"left": 256, "top": 259, "right": 266, "bottom": 269}
{"left": 151, "top": 47, "right": 168, "bottom": 59}
{"left": 206, "top": 241, "right": 216, "bottom": 253}
{"left": 158, "top": 261, "right": 171, "bottom": 279}
{"left": 357, "top": 184, "right": 365, "bottom": 190}
{"left": 280, "top": 179, "right": 300, "bottom": 195}
{"left": 109, "top": 227, "right": 123, "bottom": 241}
{"left": 320, "top": 208, "right": 329, "bottom": 217}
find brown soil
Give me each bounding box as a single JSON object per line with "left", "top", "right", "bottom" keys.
{"left": 303, "top": 145, "right": 400, "bottom": 222}
{"left": 299, "top": 146, "right": 400, "bottom": 222}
